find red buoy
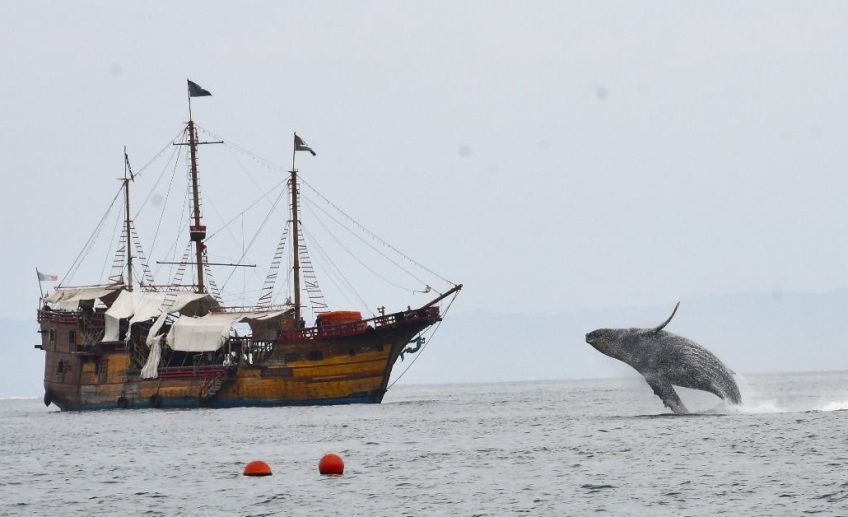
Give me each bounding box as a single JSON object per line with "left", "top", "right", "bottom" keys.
{"left": 243, "top": 460, "right": 272, "bottom": 477}
{"left": 318, "top": 453, "right": 344, "bottom": 475}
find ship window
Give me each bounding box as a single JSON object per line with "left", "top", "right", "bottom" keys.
{"left": 283, "top": 353, "right": 298, "bottom": 362}
{"left": 48, "top": 329, "right": 56, "bottom": 343}
{"left": 95, "top": 361, "right": 107, "bottom": 375}
{"left": 307, "top": 350, "right": 323, "bottom": 361}
{"left": 68, "top": 330, "right": 76, "bottom": 345}
{"left": 57, "top": 361, "right": 66, "bottom": 373}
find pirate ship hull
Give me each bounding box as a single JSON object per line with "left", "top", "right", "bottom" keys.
{"left": 38, "top": 306, "right": 440, "bottom": 411}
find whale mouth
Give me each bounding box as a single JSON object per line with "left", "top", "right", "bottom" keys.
{"left": 586, "top": 334, "right": 607, "bottom": 352}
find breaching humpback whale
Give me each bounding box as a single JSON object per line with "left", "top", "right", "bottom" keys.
{"left": 585, "top": 302, "right": 741, "bottom": 414}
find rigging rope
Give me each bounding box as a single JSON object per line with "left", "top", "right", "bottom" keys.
{"left": 218, "top": 135, "right": 287, "bottom": 215}
{"left": 102, "top": 199, "right": 126, "bottom": 284}
{"left": 205, "top": 180, "right": 286, "bottom": 242}
{"left": 61, "top": 185, "right": 123, "bottom": 286}
{"left": 132, "top": 129, "right": 186, "bottom": 181}
{"left": 299, "top": 176, "right": 455, "bottom": 288}
{"left": 130, "top": 222, "right": 156, "bottom": 286}
{"left": 134, "top": 139, "right": 183, "bottom": 218}
{"left": 257, "top": 223, "right": 290, "bottom": 307}
{"left": 387, "top": 291, "right": 460, "bottom": 389}
{"left": 303, "top": 197, "right": 426, "bottom": 292}
{"left": 293, "top": 225, "right": 331, "bottom": 314}
{"left": 146, "top": 143, "right": 184, "bottom": 265}
{"left": 204, "top": 258, "right": 223, "bottom": 303}
{"left": 196, "top": 125, "right": 287, "bottom": 174}
{"left": 58, "top": 132, "right": 179, "bottom": 288}
{"left": 147, "top": 124, "right": 455, "bottom": 315}
{"left": 219, "top": 183, "right": 287, "bottom": 292}
{"left": 155, "top": 186, "right": 191, "bottom": 281}
{"left": 205, "top": 197, "right": 278, "bottom": 294}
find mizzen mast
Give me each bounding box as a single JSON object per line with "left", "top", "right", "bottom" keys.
{"left": 290, "top": 165, "right": 301, "bottom": 324}
{"left": 290, "top": 133, "right": 316, "bottom": 325}
{"left": 122, "top": 147, "right": 134, "bottom": 291}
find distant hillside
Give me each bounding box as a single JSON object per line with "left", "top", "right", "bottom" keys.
{"left": 391, "top": 289, "right": 848, "bottom": 385}
{"left": 4, "top": 290, "right": 848, "bottom": 397}
{"left": 0, "top": 318, "right": 43, "bottom": 397}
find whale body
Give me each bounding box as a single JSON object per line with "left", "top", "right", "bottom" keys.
{"left": 585, "top": 302, "right": 741, "bottom": 414}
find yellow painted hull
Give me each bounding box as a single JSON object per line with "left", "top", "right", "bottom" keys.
{"left": 40, "top": 309, "right": 436, "bottom": 411}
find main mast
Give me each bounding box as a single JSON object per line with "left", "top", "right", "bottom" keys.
{"left": 179, "top": 80, "right": 218, "bottom": 294}
{"left": 187, "top": 118, "right": 206, "bottom": 293}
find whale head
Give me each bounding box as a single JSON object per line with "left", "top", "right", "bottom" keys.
{"left": 585, "top": 302, "right": 681, "bottom": 364}
{"left": 585, "top": 328, "right": 611, "bottom": 352}
{"left": 585, "top": 328, "right": 638, "bottom": 362}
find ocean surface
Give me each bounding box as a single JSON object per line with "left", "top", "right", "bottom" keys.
{"left": 1, "top": 372, "right": 848, "bottom": 516}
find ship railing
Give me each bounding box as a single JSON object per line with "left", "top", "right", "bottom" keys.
{"left": 138, "top": 284, "right": 199, "bottom": 292}
{"left": 37, "top": 309, "right": 79, "bottom": 325}
{"left": 213, "top": 304, "right": 293, "bottom": 314}
{"left": 74, "top": 341, "right": 127, "bottom": 354}
{"left": 37, "top": 309, "right": 107, "bottom": 328}
{"left": 223, "top": 336, "right": 274, "bottom": 365}
{"left": 280, "top": 306, "right": 440, "bottom": 342}
{"left": 158, "top": 366, "right": 226, "bottom": 379}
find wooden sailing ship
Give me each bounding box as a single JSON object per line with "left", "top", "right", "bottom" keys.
{"left": 36, "top": 81, "right": 461, "bottom": 411}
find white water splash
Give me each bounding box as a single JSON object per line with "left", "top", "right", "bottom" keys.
{"left": 817, "top": 400, "right": 848, "bottom": 412}
{"left": 736, "top": 400, "right": 786, "bottom": 414}
{"left": 733, "top": 373, "right": 848, "bottom": 413}
{"left": 734, "top": 375, "right": 787, "bottom": 413}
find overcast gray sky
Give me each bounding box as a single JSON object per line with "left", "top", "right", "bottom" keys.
{"left": 2, "top": 1, "right": 848, "bottom": 321}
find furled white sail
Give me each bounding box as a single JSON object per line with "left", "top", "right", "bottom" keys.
{"left": 44, "top": 284, "right": 124, "bottom": 310}
{"left": 140, "top": 335, "right": 163, "bottom": 379}
{"left": 166, "top": 311, "right": 288, "bottom": 352}
{"left": 102, "top": 290, "right": 217, "bottom": 342}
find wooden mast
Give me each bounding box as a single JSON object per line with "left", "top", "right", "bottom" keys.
{"left": 123, "top": 146, "right": 133, "bottom": 291}
{"left": 187, "top": 118, "right": 205, "bottom": 293}
{"left": 174, "top": 83, "right": 220, "bottom": 294}
{"left": 290, "top": 137, "right": 301, "bottom": 324}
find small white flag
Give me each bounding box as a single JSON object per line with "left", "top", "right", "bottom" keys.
{"left": 37, "top": 270, "right": 58, "bottom": 282}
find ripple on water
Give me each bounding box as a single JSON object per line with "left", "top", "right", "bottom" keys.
{"left": 1, "top": 374, "right": 847, "bottom": 515}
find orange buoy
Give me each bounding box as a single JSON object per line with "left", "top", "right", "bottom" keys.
{"left": 318, "top": 453, "right": 344, "bottom": 475}
{"left": 243, "top": 460, "right": 272, "bottom": 477}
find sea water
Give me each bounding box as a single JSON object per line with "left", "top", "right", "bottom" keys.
{"left": 1, "top": 372, "right": 847, "bottom": 516}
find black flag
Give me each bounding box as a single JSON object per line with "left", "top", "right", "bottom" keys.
{"left": 187, "top": 79, "right": 212, "bottom": 97}
{"left": 294, "top": 134, "right": 316, "bottom": 156}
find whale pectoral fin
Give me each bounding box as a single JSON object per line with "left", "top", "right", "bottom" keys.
{"left": 644, "top": 376, "right": 688, "bottom": 414}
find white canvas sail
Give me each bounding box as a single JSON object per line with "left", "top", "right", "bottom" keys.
{"left": 102, "top": 290, "right": 217, "bottom": 342}
{"left": 166, "top": 311, "right": 289, "bottom": 352}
